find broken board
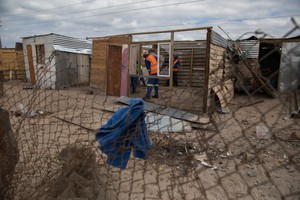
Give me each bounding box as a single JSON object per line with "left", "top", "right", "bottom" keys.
{"left": 116, "top": 96, "right": 210, "bottom": 124}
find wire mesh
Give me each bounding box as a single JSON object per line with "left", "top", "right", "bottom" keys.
{"left": 0, "top": 23, "right": 300, "bottom": 200}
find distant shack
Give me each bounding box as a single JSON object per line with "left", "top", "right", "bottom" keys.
{"left": 0, "top": 43, "right": 25, "bottom": 81}
{"left": 22, "top": 33, "right": 92, "bottom": 89}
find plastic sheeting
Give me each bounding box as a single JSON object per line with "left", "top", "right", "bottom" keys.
{"left": 146, "top": 113, "right": 192, "bottom": 133}
{"left": 279, "top": 42, "right": 300, "bottom": 93}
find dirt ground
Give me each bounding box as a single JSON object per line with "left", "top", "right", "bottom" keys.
{"left": 0, "top": 81, "right": 300, "bottom": 200}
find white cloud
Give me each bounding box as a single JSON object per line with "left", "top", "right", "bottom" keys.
{"left": 0, "top": 0, "right": 300, "bottom": 47}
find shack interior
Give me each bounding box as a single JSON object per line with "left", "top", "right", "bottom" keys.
{"left": 91, "top": 27, "right": 234, "bottom": 115}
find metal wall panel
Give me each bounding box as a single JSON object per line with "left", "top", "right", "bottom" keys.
{"left": 55, "top": 52, "right": 90, "bottom": 89}
{"left": 211, "top": 31, "right": 232, "bottom": 48}
{"left": 238, "top": 40, "right": 260, "bottom": 59}
{"left": 279, "top": 42, "right": 300, "bottom": 93}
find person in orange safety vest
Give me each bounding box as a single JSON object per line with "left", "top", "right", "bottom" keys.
{"left": 143, "top": 52, "right": 159, "bottom": 100}
{"left": 166, "top": 54, "right": 180, "bottom": 86}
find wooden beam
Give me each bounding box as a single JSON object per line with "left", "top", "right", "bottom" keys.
{"left": 88, "top": 26, "right": 213, "bottom": 39}
{"left": 131, "top": 40, "right": 171, "bottom": 45}
{"left": 52, "top": 116, "right": 96, "bottom": 132}
{"left": 189, "top": 48, "right": 194, "bottom": 87}
{"left": 174, "top": 41, "right": 207, "bottom": 45}
{"left": 242, "top": 60, "right": 276, "bottom": 98}
{"left": 168, "top": 32, "right": 175, "bottom": 107}
{"left": 203, "top": 28, "right": 212, "bottom": 113}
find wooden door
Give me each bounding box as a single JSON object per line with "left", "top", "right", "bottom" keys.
{"left": 26, "top": 45, "right": 36, "bottom": 84}
{"left": 106, "top": 45, "right": 122, "bottom": 96}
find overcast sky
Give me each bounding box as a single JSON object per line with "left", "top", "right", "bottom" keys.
{"left": 0, "top": 0, "right": 300, "bottom": 48}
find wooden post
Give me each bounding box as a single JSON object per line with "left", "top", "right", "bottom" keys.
{"left": 203, "top": 28, "right": 212, "bottom": 113}
{"left": 189, "top": 48, "right": 194, "bottom": 87}
{"left": 168, "top": 32, "right": 175, "bottom": 106}
{"left": 242, "top": 60, "right": 276, "bottom": 98}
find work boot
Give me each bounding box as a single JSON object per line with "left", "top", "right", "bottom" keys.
{"left": 152, "top": 95, "right": 159, "bottom": 98}
{"left": 143, "top": 96, "right": 151, "bottom": 100}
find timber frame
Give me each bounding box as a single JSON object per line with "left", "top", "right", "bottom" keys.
{"left": 90, "top": 26, "right": 235, "bottom": 114}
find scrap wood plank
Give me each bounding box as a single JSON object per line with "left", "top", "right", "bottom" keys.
{"left": 242, "top": 60, "right": 276, "bottom": 98}
{"left": 116, "top": 96, "right": 210, "bottom": 124}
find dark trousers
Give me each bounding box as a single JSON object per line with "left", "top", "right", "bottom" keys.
{"left": 146, "top": 74, "right": 158, "bottom": 97}
{"left": 166, "top": 71, "right": 178, "bottom": 86}
{"left": 131, "top": 77, "right": 138, "bottom": 93}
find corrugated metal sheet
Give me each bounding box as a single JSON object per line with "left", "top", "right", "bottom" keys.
{"left": 212, "top": 31, "right": 259, "bottom": 59}
{"left": 279, "top": 42, "right": 300, "bottom": 93}
{"left": 238, "top": 40, "right": 259, "bottom": 59}
{"left": 52, "top": 34, "right": 92, "bottom": 55}
{"left": 55, "top": 52, "right": 90, "bottom": 89}
{"left": 211, "top": 31, "right": 232, "bottom": 48}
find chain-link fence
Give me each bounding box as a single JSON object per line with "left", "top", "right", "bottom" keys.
{"left": 1, "top": 22, "right": 300, "bottom": 200}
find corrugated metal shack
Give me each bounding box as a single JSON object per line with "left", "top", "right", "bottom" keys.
{"left": 0, "top": 43, "right": 25, "bottom": 81}
{"left": 90, "top": 27, "right": 235, "bottom": 113}
{"left": 236, "top": 36, "right": 300, "bottom": 92}
{"left": 22, "top": 33, "right": 92, "bottom": 89}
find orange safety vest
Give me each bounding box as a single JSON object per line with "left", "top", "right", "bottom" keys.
{"left": 173, "top": 59, "right": 179, "bottom": 72}
{"left": 146, "top": 55, "right": 158, "bottom": 74}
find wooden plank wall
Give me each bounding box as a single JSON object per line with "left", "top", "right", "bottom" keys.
{"left": 158, "top": 43, "right": 207, "bottom": 88}
{"left": 0, "top": 49, "right": 25, "bottom": 81}
{"left": 90, "top": 41, "right": 107, "bottom": 91}
{"left": 208, "top": 44, "right": 224, "bottom": 88}
{"left": 90, "top": 36, "right": 131, "bottom": 92}
{"left": 175, "top": 44, "right": 207, "bottom": 88}
{"left": 208, "top": 44, "right": 234, "bottom": 110}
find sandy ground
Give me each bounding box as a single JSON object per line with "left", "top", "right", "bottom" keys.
{"left": 0, "top": 81, "right": 300, "bottom": 200}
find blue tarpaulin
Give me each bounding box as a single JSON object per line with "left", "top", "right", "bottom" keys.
{"left": 96, "top": 98, "right": 151, "bottom": 169}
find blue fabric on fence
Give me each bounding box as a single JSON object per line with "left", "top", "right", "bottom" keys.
{"left": 95, "top": 98, "right": 151, "bottom": 169}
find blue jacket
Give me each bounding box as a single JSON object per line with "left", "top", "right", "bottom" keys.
{"left": 96, "top": 98, "right": 151, "bottom": 169}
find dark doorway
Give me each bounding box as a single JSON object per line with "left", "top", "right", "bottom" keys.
{"left": 258, "top": 42, "right": 282, "bottom": 89}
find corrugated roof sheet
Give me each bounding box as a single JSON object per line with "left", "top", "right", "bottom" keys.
{"left": 22, "top": 33, "right": 92, "bottom": 55}
{"left": 211, "top": 31, "right": 232, "bottom": 48}
{"left": 52, "top": 34, "right": 92, "bottom": 55}
{"left": 238, "top": 40, "right": 260, "bottom": 59}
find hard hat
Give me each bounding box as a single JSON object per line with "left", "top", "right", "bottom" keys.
{"left": 143, "top": 51, "right": 149, "bottom": 58}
